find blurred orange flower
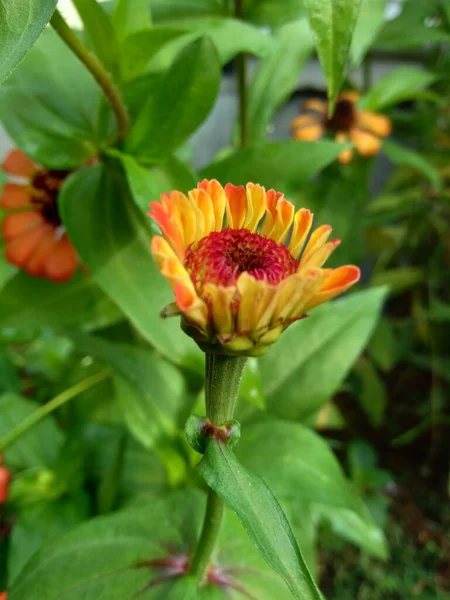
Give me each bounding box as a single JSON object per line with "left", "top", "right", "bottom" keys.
{"left": 0, "top": 455, "right": 10, "bottom": 505}
{"left": 149, "top": 179, "right": 360, "bottom": 356}
{"left": 291, "top": 91, "right": 392, "bottom": 164}
{"left": 0, "top": 592, "right": 7, "bottom": 600}
{"left": 1, "top": 149, "right": 78, "bottom": 283}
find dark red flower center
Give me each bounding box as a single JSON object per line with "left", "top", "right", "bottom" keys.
{"left": 30, "top": 168, "right": 69, "bottom": 226}
{"left": 326, "top": 98, "right": 356, "bottom": 132}
{"left": 185, "top": 228, "right": 298, "bottom": 290}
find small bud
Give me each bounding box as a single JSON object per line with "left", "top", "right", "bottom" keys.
{"left": 185, "top": 415, "right": 241, "bottom": 454}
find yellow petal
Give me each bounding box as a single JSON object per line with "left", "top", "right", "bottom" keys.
{"left": 350, "top": 128, "right": 381, "bottom": 157}
{"left": 224, "top": 183, "right": 247, "bottom": 229}
{"left": 290, "top": 114, "right": 321, "bottom": 129}
{"left": 288, "top": 208, "right": 313, "bottom": 258}
{"left": 300, "top": 224, "right": 332, "bottom": 264}
{"left": 302, "top": 99, "right": 327, "bottom": 113}
{"left": 203, "top": 283, "right": 236, "bottom": 335}
{"left": 357, "top": 111, "right": 392, "bottom": 138}
{"left": 198, "top": 179, "right": 226, "bottom": 231}
{"left": 301, "top": 238, "right": 341, "bottom": 268}
{"left": 293, "top": 124, "right": 324, "bottom": 141}
{"left": 188, "top": 188, "right": 215, "bottom": 239}
{"left": 244, "top": 183, "right": 266, "bottom": 232}
{"left": 236, "top": 273, "right": 277, "bottom": 333}
{"left": 261, "top": 190, "right": 294, "bottom": 244}
{"left": 303, "top": 265, "right": 361, "bottom": 311}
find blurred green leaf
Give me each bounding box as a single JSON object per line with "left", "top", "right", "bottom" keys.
{"left": 0, "top": 271, "right": 121, "bottom": 342}
{"left": 73, "top": 0, "right": 120, "bottom": 77}
{"left": 237, "top": 420, "right": 387, "bottom": 558}
{"left": 9, "top": 489, "right": 292, "bottom": 599}
{"left": 371, "top": 267, "right": 424, "bottom": 295}
{"left": 304, "top": 0, "right": 362, "bottom": 110}
{"left": 112, "top": 0, "right": 152, "bottom": 43}
{"left": 367, "top": 317, "right": 398, "bottom": 372}
{"left": 127, "top": 37, "right": 221, "bottom": 162}
{"left": 201, "top": 140, "right": 344, "bottom": 190}
{"left": 59, "top": 161, "right": 198, "bottom": 363}
{"left": 0, "top": 30, "right": 109, "bottom": 168}
{"left": 244, "top": 0, "right": 306, "bottom": 27}
{"left": 0, "top": 0, "right": 57, "bottom": 84}
{"left": 248, "top": 18, "right": 314, "bottom": 141}
{"left": 199, "top": 439, "right": 322, "bottom": 600}
{"left": 350, "top": 0, "right": 387, "bottom": 66}
{"left": 260, "top": 287, "right": 387, "bottom": 421}
{"left": 353, "top": 357, "right": 387, "bottom": 427}
{"left": 0, "top": 393, "right": 64, "bottom": 469}
{"left": 0, "top": 351, "right": 20, "bottom": 395}
{"left": 359, "top": 67, "right": 436, "bottom": 111}
{"left": 239, "top": 358, "right": 265, "bottom": 409}
{"left": 382, "top": 140, "right": 442, "bottom": 192}
{"left": 150, "top": 0, "right": 225, "bottom": 22}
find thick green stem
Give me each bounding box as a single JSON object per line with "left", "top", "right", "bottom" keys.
{"left": 235, "top": 0, "right": 248, "bottom": 147}
{"left": 0, "top": 370, "right": 110, "bottom": 452}
{"left": 190, "top": 353, "right": 247, "bottom": 581}
{"left": 50, "top": 8, "right": 129, "bottom": 143}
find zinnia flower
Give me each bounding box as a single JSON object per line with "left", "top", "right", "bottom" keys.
{"left": 0, "top": 455, "right": 10, "bottom": 505}
{"left": 0, "top": 592, "right": 7, "bottom": 600}
{"left": 291, "top": 91, "right": 392, "bottom": 165}
{"left": 149, "top": 180, "right": 360, "bottom": 356}
{"left": 1, "top": 149, "right": 78, "bottom": 283}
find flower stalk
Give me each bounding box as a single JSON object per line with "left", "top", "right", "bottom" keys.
{"left": 50, "top": 8, "right": 129, "bottom": 143}
{"left": 189, "top": 354, "right": 247, "bottom": 581}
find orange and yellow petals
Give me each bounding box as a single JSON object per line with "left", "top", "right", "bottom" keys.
{"left": 162, "top": 190, "right": 199, "bottom": 248}
{"left": 197, "top": 179, "right": 226, "bottom": 231}
{"left": 25, "top": 229, "right": 59, "bottom": 277}
{"left": 188, "top": 188, "right": 214, "bottom": 239}
{"left": 0, "top": 183, "right": 32, "bottom": 209}
{"left": 2, "top": 149, "right": 37, "bottom": 178}
{"left": 0, "top": 591, "right": 7, "bottom": 600}
{"left": 357, "top": 111, "right": 392, "bottom": 138}
{"left": 261, "top": 191, "right": 294, "bottom": 244}
{"left": 44, "top": 234, "right": 78, "bottom": 283}
{"left": 288, "top": 208, "right": 313, "bottom": 257}
{"left": 203, "top": 284, "right": 235, "bottom": 335}
{"left": 292, "top": 124, "right": 324, "bottom": 141}
{"left": 5, "top": 222, "right": 49, "bottom": 267}
{"left": 2, "top": 211, "right": 43, "bottom": 240}
{"left": 302, "top": 99, "right": 327, "bottom": 114}
{"left": 300, "top": 224, "right": 332, "bottom": 265}
{"left": 271, "top": 270, "right": 324, "bottom": 322}
{"left": 224, "top": 183, "right": 247, "bottom": 229}
{"left": 244, "top": 183, "right": 266, "bottom": 232}
{"left": 148, "top": 202, "right": 186, "bottom": 260}
{"left": 303, "top": 265, "right": 361, "bottom": 311}
{"left": 335, "top": 132, "right": 354, "bottom": 165}
{"left": 350, "top": 128, "right": 381, "bottom": 157}
{"left": 301, "top": 238, "right": 340, "bottom": 269}
{"left": 236, "top": 273, "right": 277, "bottom": 333}
{"left": 340, "top": 90, "right": 360, "bottom": 104}
{"left": 290, "top": 114, "right": 321, "bottom": 130}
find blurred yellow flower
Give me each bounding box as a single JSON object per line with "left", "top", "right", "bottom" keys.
{"left": 291, "top": 91, "right": 392, "bottom": 164}
{"left": 149, "top": 180, "right": 360, "bottom": 356}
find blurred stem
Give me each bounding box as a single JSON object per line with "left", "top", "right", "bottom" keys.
{"left": 235, "top": 0, "right": 248, "bottom": 147}
{"left": 0, "top": 370, "right": 110, "bottom": 453}
{"left": 49, "top": 8, "right": 129, "bottom": 143}
{"left": 190, "top": 354, "right": 247, "bottom": 581}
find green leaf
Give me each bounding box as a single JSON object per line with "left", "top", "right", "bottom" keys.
{"left": 260, "top": 287, "right": 387, "bottom": 421}
{"left": 59, "top": 161, "right": 197, "bottom": 363}
{"left": 72, "top": 0, "right": 120, "bottom": 77}
{"left": 353, "top": 357, "right": 387, "bottom": 426}
{"left": 0, "top": 271, "right": 121, "bottom": 342}
{"left": 248, "top": 18, "right": 314, "bottom": 141}
{"left": 9, "top": 489, "right": 293, "bottom": 599}
{"left": 0, "top": 30, "right": 108, "bottom": 168}
{"left": 244, "top": 0, "right": 306, "bottom": 27}
{"left": 350, "top": 0, "right": 387, "bottom": 66}
{"left": 113, "top": 150, "right": 197, "bottom": 215}
{"left": 239, "top": 358, "right": 265, "bottom": 410}
{"left": 201, "top": 140, "right": 344, "bottom": 191}
{"left": 370, "top": 267, "right": 424, "bottom": 295}
{"left": 150, "top": 0, "right": 225, "bottom": 22}
{"left": 198, "top": 439, "right": 322, "bottom": 600}
{"left": 237, "top": 420, "right": 387, "bottom": 558}
{"left": 67, "top": 331, "right": 188, "bottom": 449}
{"left": 127, "top": 37, "right": 221, "bottom": 162}
{"left": 0, "top": 351, "right": 20, "bottom": 394}
{"left": 112, "top": 0, "right": 152, "bottom": 43}
{"left": 0, "top": 393, "right": 64, "bottom": 469}
{"left": 0, "top": 0, "right": 57, "bottom": 84}
{"left": 359, "top": 67, "right": 436, "bottom": 111}
{"left": 304, "top": 0, "right": 362, "bottom": 110}
{"left": 382, "top": 139, "right": 442, "bottom": 191}
{"left": 367, "top": 316, "right": 398, "bottom": 372}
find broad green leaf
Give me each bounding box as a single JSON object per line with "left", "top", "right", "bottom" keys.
{"left": 359, "top": 67, "right": 436, "bottom": 111}
{"left": 150, "top": 0, "right": 225, "bottom": 22}
{"left": 0, "top": 29, "right": 109, "bottom": 168}
{"left": 127, "top": 37, "right": 221, "bottom": 161}
{"left": 248, "top": 18, "right": 314, "bottom": 141}
{"left": 72, "top": 0, "right": 120, "bottom": 76}
{"left": 0, "top": 271, "right": 121, "bottom": 342}
{"left": 67, "top": 331, "right": 188, "bottom": 449}
{"left": 199, "top": 439, "right": 322, "bottom": 600}
{"left": 260, "top": 287, "right": 387, "bottom": 421}
{"left": 304, "top": 0, "right": 362, "bottom": 110}
{"left": 112, "top": 0, "right": 152, "bottom": 43}
{"left": 350, "top": 0, "right": 387, "bottom": 66}
{"left": 237, "top": 420, "right": 387, "bottom": 558}
{"left": 113, "top": 150, "right": 197, "bottom": 215}
{"left": 0, "top": 393, "right": 64, "bottom": 469}
{"left": 59, "top": 161, "right": 197, "bottom": 363}
{"left": 382, "top": 139, "right": 441, "bottom": 191}
{"left": 371, "top": 267, "right": 424, "bottom": 295}
{"left": 201, "top": 140, "right": 344, "bottom": 191}
{"left": 0, "top": 0, "right": 57, "bottom": 84}
{"left": 353, "top": 357, "right": 387, "bottom": 426}
{"left": 9, "top": 489, "right": 292, "bottom": 599}
{"left": 244, "top": 0, "right": 306, "bottom": 27}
